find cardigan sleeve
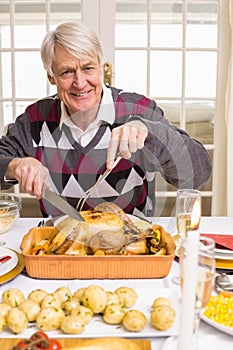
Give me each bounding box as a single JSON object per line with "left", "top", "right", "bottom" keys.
{"left": 114, "top": 90, "right": 212, "bottom": 190}
{"left": 0, "top": 113, "right": 34, "bottom": 186}
{"left": 128, "top": 100, "right": 212, "bottom": 189}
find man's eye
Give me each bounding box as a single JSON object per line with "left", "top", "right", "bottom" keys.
{"left": 84, "top": 66, "right": 94, "bottom": 72}
{"left": 61, "top": 70, "right": 74, "bottom": 77}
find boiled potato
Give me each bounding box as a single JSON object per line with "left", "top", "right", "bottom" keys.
{"left": 28, "top": 289, "right": 48, "bottom": 305}
{"left": 82, "top": 285, "right": 107, "bottom": 313}
{"left": 106, "top": 291, "right": 120, "bottom": 306}
{"left": 115, "top": 287, "right": 138, "bottom": 308}
{"left": 6, "top": 307, "right": 28, "bottom": 334}
{"left": 2, "top": 288, "right": 25, "bottom": 307}
{"left": 60, "top": 314, "right": 85, "bottom": 334}
{"left": 0, "top": 302, "right": 11, "bottom": 317}
{"left": 18, "top": 299, "right": 41, "bottom": 322}
{"left": 71, "top": 305, "right": 94, "bottom": 324}
{"left": 151, "top": 297, "right": 172, "bottom": 309}
{"left": 73, "top": 287, "right": 87, "bottom": 304}
{"left": 122, "top": 309, "right": 146, "bottom": 332}
{"left": 0, "top": 314, "right": 6, "bottom": 332}
{"left": 54, "top": 286, "right": 72, "bottom": 303}
{"left": 62, "top": 297, "right": 80, "bottom": 315}
{"left": 41, "top": 293, "right": 62, "bottom": 309}
{"left": 36, "top": 306, "right": 65, "bottom": 331}
{"left": 103, "top": 303, "right": 126, "bottom": 325}
{"left": 150, "top": 305, "right": 176, "bottom": 330}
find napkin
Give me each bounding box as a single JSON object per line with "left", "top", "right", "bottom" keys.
{"left": 201, "top": 233, "right": 233, "bottom": 251}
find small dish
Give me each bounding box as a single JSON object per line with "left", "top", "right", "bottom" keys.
{"left": 201, "top": 312, "right": 233, "bottom": 337}
{"left": 0, "top": 247, "right": 18, "bottom": 276}
{"left": 0, "top": 250, "right": 24, "bottom": 285}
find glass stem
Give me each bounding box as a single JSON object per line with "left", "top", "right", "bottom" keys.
{"left": 193, "top": 307, "right": 202, "bottom": 349}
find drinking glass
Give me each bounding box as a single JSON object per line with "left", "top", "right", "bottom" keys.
{"left": 162, "top": 236, "right": 215, "bottom": 350}
{"left": 172, "top": 189, "right": 201, "bottom": 284}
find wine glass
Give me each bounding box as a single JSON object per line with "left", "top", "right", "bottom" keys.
{"left": 172, "top": 189, "right": 201, "bottom": 285}
{"left": 162, "top": 236, "right": 215, "bottom": 350}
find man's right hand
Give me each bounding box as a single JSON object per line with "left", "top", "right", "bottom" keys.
{"left": 6, "top": 158, "right": 50, "bottom": 199}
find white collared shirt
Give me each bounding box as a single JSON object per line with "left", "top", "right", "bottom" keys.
{"left": 60, "top": 84, "right": 115, "bottom": 147}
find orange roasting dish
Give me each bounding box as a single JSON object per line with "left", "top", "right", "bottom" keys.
{"left": 22, "top": 202, "right": 175, "bottom": 257}
{"left": 20, "top": 203, "right": 176, "bottom": 279}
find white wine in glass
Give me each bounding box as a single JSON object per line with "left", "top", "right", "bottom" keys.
{"left": 172, "top": 189, "right": 201, "bottom": 285}
{"left": 175, "top": 189, "right": 201, "bottom": 242}
{"left": 176, "top": 212, "right": 200, "bottom": 241}
{"left": 162, "top": 236, "right": 215, "bottom": 350}
{"left": 180, "top": 236, "right": 215, "bottom": 346}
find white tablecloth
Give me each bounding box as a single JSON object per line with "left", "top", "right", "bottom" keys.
{"left": 0, "top": 216, "right": 232, "bottom": 349}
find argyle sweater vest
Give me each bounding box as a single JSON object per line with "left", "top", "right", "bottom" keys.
{"left": 26, "top": 87, "right": 156, "bottom": 217}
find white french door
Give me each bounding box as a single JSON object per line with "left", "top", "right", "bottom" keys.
{"left": 0, "top": 1, "right": 229, "bottom": 217}
{"left": 89, "top": 0, "right": 226, "bottom": 218}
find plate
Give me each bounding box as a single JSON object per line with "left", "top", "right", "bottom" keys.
{"left": 0, "top": 285, "right": 180, "bottom": 338}
{"left": 0, "top": 338, "right": 151, "bottom": 350}
{"left": 215, "top": 259, "right": 233, "bottom": 270}
{"left": 215, "top": 252, "right": 233, "bottom": 260}
{"left": 215, "top": 247, "right": 233, "bottom": 255}
{"left": 201, "top": 313, "right": 233, "bottom": 337}
{"left": 0, "top": 247, "right": 18, "bottom": 276}
{"left": 0, "top": 250, "right": 24, "bottom": 285}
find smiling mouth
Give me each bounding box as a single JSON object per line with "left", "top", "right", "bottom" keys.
{"left": 71, "top": 91, "right": 90, "bottom": 97}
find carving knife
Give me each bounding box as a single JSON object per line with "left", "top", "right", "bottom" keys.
{"left": 41, "top": 186, "right": 84, "bottom": 221}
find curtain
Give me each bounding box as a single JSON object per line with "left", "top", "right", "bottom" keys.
{"left": 226, "top": 0, "right": 233, "bottom": 215}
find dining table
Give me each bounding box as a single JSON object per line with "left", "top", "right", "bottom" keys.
{"left": 0, "top": 215, "right": 232, "bottom": 350}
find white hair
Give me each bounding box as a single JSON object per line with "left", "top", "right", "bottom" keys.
{"left": 40, "top": 21, "right": 103, "bottom": 76}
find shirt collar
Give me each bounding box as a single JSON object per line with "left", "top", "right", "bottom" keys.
{"left": 59, "top": 84, "right": 115, "bottom": 130}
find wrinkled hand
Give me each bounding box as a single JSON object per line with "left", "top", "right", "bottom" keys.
{"left": 106, "top": 120, "right": 148, "bottom": 169}
{"left": 6, "top": 157, "right": 50, "bottom": 199}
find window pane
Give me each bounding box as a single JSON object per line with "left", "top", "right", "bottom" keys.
{"left": 14, "top": 25, "right": 46, "bottom": 48}
{"left": 186, "top": 51, "right": 217, "bottom": 97}
{"left": 16, "top": 100, "right": 32, "bottom": 116}
{"left": 15, "top": 52, "right": 46, "bottom": 98}
{"left": 0, "top": 3, "right": 11, "bottom": 48}
{"left": 151, "top": 0, "right": 183, "bottom": 47}
{"left": 14, "top": 1, "right": 46, "bottom": 47}
{"left": 185, "top": 101, "right": 215, "bottom": 144}
{"left": 116, "top": 0, "right": 147, "bottom": 47}
{"left": 187, "top": 1, "right": 218, "bottom": 48}
{"left": 116, "top": 24, "right": 147, "bottom": 47}
{"left": 0, "top": 52, "right": 12, "bottom": 98}
{"left": 115, "top": 50, "right": 147, "bottom": 95}
{"left": 50, "top": 0, "right": 81, "bottom": 23}
{"left": 150, "top": 51, "right": 182, "bottom": 97}
{"left": 2, "top": 101, "right": 13, "bottom": 127}
{"left": 158, "top": 101, "right": 181, "bottom": 126}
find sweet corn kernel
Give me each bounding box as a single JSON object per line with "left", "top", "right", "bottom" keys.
{"left": 204, "top": 292, "right": 233, "bottom": 328}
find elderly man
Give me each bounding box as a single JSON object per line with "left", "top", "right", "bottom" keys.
{"left": 0, "top": 21, "right": 211, "bottom": 218}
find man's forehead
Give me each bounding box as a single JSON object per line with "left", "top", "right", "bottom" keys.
{"left": 53, "top": 47, "right": 98, "bottom": 66}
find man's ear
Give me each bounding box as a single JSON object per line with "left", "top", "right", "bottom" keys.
{"left": 47, "top": 72, "right": 56, "bottom": 85}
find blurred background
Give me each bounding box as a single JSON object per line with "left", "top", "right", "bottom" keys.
{"left": 0, "top": 0, "right": 231, "bottom": 218}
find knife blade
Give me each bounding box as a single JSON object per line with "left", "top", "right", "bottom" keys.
{"left": 41, "top": 186, "right": 84, "bottom": 221}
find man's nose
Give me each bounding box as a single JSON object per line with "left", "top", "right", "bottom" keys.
{"left": 73, "top": 71, "right": 85, "bottom": 87}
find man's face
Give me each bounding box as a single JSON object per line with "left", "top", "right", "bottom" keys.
{"left": 48, "top": 45, "right": 103, "bottom": 116}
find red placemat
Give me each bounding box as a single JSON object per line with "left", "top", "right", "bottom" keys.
{"left": 201, "top": 233, "right": 233, "bottom": 251}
